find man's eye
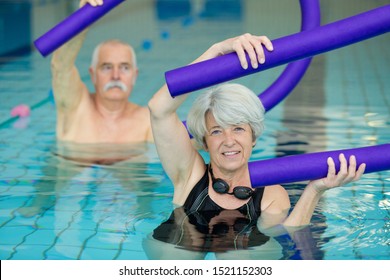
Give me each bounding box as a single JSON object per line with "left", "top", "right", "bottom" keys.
{"left": 120, "top": 65, "right": 130, "bottom": 71}
{"left": 102, "top": 65, "right": 112, "bottom": 71}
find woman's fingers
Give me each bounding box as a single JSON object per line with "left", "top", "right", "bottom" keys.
{"left": 243, "top": 35, "right": 260, "bottom": 69}
{"left": 355, "top": 162, "right": 366, "bottom": 180}
{"left": 337, "top": 153, "right": 348, "bottom": 182}
{"left": 233, "top": 33, "right": 273, "bottom": 69}
{"left": 81, "top": 0, "right": 104, "bottom": 8}
{"left": 327, "top": 156, "right": 336, "bottom": 178}
{"left": 232, "top": 38, "right": 249, "bottom": 69}
{"left": 345, "top": 155, "right": 358, "bottom": 182}
{"left": 313, "top": 154, "right": 366, "bottom": 192}
{"left": 336, "top": 154, "right": 366, "bottom": 184}
{"left": 259, "top": 35, "right": 274, "bottom": 52}
{"left": 254, "top": 35, "right": 273, "bottom": 64}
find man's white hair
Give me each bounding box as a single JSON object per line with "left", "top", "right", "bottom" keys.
{"left": 90, "top": 39, "right": 137, "bottom": 71}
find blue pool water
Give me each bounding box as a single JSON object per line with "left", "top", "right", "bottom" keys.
{"left": 0, "top": 0, "right": 389, "bottom": 260}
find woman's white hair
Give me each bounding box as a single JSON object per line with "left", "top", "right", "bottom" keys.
{"left": 90, "top": 39, "right": 137, "bottom": 71}
{"left": 187, "top": 83, "right": 265, "bottom": 149}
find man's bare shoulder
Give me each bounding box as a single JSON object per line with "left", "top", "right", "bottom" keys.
{"left": 127, "top": 103, "right": 150, "bottom": 119}
{"left": 125, "top": 102, "right": 153, "bottom": 142}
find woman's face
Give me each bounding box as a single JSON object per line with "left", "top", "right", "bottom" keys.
{"left": 204, "top": 112, "right": 256, "bottom": 174}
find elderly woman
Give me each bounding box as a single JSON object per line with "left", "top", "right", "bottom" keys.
{"left": 148, "top": 34, "right": 366, "bottom": 231}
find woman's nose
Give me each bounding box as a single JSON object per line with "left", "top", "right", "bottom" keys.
{"left": 223, "top": 131, "right": 236, "bottom": 146}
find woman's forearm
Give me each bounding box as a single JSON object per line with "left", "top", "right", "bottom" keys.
{"left": 283, "top": 183, "right": 324, "bottom": 227}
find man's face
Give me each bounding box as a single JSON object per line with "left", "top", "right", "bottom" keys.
{"left": 91, "top": 42, "right": 138, "bottom": 101}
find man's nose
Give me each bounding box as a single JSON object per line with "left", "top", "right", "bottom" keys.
{"left": 111, "top": 67, "right": 120, "bottom": 80}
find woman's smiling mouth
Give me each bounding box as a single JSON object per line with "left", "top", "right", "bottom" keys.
{"left": 222, "top": 151, "right": 241, "bottom": 157}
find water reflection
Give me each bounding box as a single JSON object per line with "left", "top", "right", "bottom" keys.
{"left": 18, "top": 140, "right": 162, "bottom": 218}
{"left": 143, "top": 206, "right": 327, "bottom": 260}
{"left": 53, "top": 140, "right": 153, "bottom": 165}
{"left": 15, "top": 140, "right": 164, "bottom": 259}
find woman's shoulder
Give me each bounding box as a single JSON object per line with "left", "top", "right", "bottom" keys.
{"left": 260, "top": 185, "right": 291, "bottom": 213}
{"left": 173, "top": 159, "right": 207, "bottom": 206}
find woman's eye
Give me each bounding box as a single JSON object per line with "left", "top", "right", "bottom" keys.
{"left": 234, "top": 127, "right": 245, "bottom": 132}
{"left": 210, "top": 130, "right": 221, "bottom": 135}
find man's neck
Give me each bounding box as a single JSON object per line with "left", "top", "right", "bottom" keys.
{"left": 93, "top": 95, "right": 132, "bottom": 120}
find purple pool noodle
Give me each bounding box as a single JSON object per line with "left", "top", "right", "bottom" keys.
{"left": 34, "top": 0, "right": 125, "bottom": 57}
{"left": 182, "top": 0, "right": 319, "bottom": 132}
{"left": 249, "top": 144, "right": 390, "bottom": 188}
{"left": 260, "top": 60, "right": 311, "bottom": 111}
{"left": 166, "top": 4, "right": 390, "bottom": 97}
{"left": 259, "top": 0, "right": 320, "bottom": 111}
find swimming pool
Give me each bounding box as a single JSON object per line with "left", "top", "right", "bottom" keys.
{"left": 0, "top": 0, "right": 389, "bottom": 260}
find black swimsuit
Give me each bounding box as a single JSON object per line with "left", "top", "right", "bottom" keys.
{"left": 184, "top": 165, "right": 265, "bottom": 220}
{"left": 152, "top": 166, "right": 270, "bottom": 252}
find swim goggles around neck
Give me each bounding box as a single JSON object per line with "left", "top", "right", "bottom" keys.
{"left": 209, "top": 166, "right": 254, "bottom": 200}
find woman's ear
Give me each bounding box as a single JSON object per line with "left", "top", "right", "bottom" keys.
{"left": 252, "top": 132, "right": 257, "bottom": 148}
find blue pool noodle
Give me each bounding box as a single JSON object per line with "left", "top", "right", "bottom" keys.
{"left": 34, "top": 0, "right": 126, "bottom": 57}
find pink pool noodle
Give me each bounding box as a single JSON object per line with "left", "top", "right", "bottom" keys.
{"left": 10, "top": 104, "right": 31, "bottom": 118}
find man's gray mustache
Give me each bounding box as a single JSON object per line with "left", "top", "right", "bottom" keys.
{"left": 103, "top": 81, "right": 128, "bottom": 92}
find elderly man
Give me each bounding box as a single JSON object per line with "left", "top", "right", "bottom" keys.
{"left": 51, "top": 0, "right": 153, "bottom": 143}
